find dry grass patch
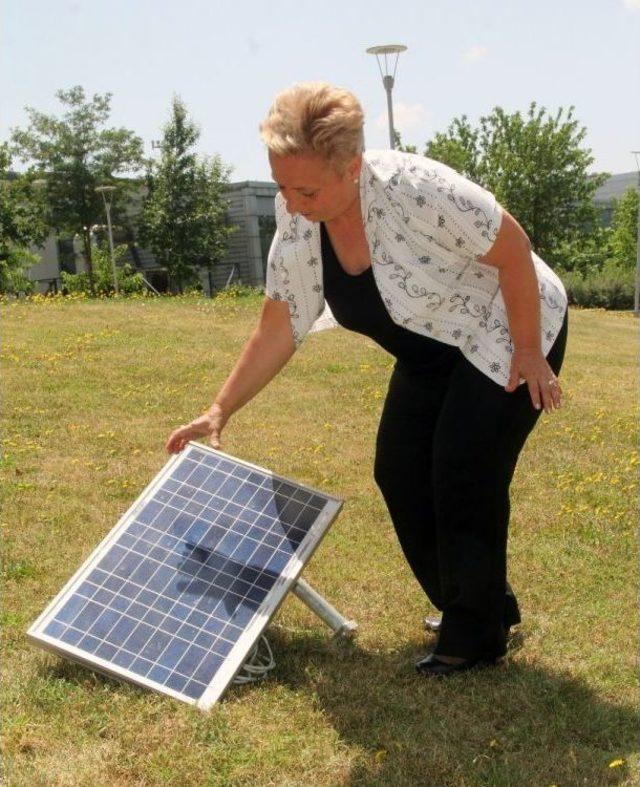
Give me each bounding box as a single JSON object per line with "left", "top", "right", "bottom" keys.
{"left": 2, "top": 296, "right": 637, "bottom": 786}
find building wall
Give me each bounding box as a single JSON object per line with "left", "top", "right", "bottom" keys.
{"left": 593, "top": 172, "right": 638, "bottom": 226}
{"left": 27, "top": 180, "right": 278, "bottom": 295}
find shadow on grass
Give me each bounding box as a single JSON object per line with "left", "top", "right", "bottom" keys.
{"left": 34, "top": 629, "right": 636, "bottom": 786}
{"left": 232, "top": 626, "right": 636, "bottom": 786}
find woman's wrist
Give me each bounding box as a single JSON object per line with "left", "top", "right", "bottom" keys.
{"left": 204, "top": 401, "right": 228, "bottom": 419}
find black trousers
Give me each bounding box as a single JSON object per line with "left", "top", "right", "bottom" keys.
{"left": 374, "top": 311, "right": 568, "bottom": 660}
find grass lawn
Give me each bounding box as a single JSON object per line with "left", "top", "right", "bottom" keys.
{"left": 1, "top": 292, "right": 637, "bottom": 786}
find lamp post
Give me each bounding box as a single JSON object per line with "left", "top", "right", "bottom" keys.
{"left": 632, "top": 151, "right": 640, "bottom": 316}
{"left": 95, "top": 185, "right": 119, "bottom": 295}
{"left": 366, "top": 43, "right": 407, "bottom": 149}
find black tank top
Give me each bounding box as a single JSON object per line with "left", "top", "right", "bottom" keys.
{"left": 321, "top": 222, "right": 460, "bottom": 371}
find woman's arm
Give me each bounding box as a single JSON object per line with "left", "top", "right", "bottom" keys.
{"left": 165, "top": 296, "right": 295, "bottom": 453}
{"left": 479, "top": 210, "right": 563, "bottom": 413}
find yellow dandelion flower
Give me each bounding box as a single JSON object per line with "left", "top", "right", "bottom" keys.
{"left": 608, "top": 759, "right": 625, "bottom": 768}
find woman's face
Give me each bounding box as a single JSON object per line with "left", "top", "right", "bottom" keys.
{"left": 269, "top": 151, "right": 361, "bottom": 223}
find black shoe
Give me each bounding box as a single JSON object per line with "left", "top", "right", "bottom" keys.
{"left": 415, "top": 652, "right": 499, "bottom": 677}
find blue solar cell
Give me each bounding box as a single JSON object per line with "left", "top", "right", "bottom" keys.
{"left": 193, "top": 489, "right": 212, "bottom": 505}
{"left": 29, "top": 444, "right": 340, "bottom": 706}
{"left": 103, "top": 574, "right": 125, "bottom": 593}
{"left": 263, "top": 531, "right": 283, "bottom": 550}
{"left": 95, "top": 641, "right": 118, "bottom": 661}
{"left": 186, "top": 609, "right": 208, "bottom": 628}
{"left": 78, "top": 634, "right": 101, "bottom": 653}
{"left": 141, "top": 608, "right": 164, "bottom": 628}
{"left": 159, "top": 614, "right": 181, "bottom": 634}
{"left": 94, "top": 587, "right": 115, "bottom": 607}
{"left": 254, "top": 512, "right": 277, "bottom": 531}
{"left": 55, "top": 594, "right": 87, "bottom": 625}
{"left": 230, "top": 602, "right": 257, "bottom": 629}
{"left": 112, "top": 649, "right": 135, "bottom": 669}
{"left": 110, "top": 595, "right": 131, "bottom": 613}
{"left": 218, "top": 475, "right": 242, "bottom": 500}
{"left": 44, "top": 619, "right": 66, "bottom": 639}
{"left": 247, "top": 487, "right": 274, "bottom": 513}
{"left": 60, "top": 627, "right": 82, "bottom": 646}
{"left": 255, "top": 571, "right": 279, "bottom": 591}
{"left": 118, "top": 532, "right": 137, "bottom": 550}
{"left": 183, "top": 680, "right": 205, "bottom": 700}
{"left": 194, "top": 630, "right": 215, "bottom": 649}
{"left": 158, "top": 639, "right": 189, "bottom": 670}
{"left": 73, "top": 601, "right": 103, "bottom": 629}
{"left": 146, "top": 567, "right": 171, "bottom": 594}
{"left": 124, "top": 622, "right": 155, "bottom": 652}
{"left": 251, "top": 544, "right": 274, "bottom": 570}
{"left": 265, "top": 552, "right": 290, "bottom": 575}
{"left": 214, "top": 639, "right": 234, "bottom": 658}
{"left": 127, "top": 601, "right": 148, "bottom": 621}
{"left": 165, "top": 672, "right": 188, "bottom": 693}
{"left": 246, "top": 584, "right": 268, "bottom": 604}
{"left": 176, "top": 644, "right": 208, "bottom": 675}
{"left": 89, "top": 609, "right": 120, "bottom": 639}
{"left": 281, "top": 498, "right": 304, "bottom": 525}
{"left": 106, "top": 616, "right": 136, "bottom": 645}
{"left": 139, "top": 631, "right": 172, "bottom": 661}
{"left": 126, "top": 520, "right": 148, "bottom": 539}
{"left": 148, "top": 545, "right": 169, "bottom": 562}
{"left": 137, "top": 500, "right": 164, "bottom": 525}
{"left": 120, "top": 583, "right": 140, "bottom": 600}
{"left": 148, "top": 664, "right": 171, "bottom": 684}
{"left": 187, "top": 465, "right": 213, "bottom": 486}
{"left": 129, "top": 560, "right": 158, "bottom": 586}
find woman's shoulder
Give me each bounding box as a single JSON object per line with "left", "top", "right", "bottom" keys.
{"left": 363, "top": 149, "right": 467, "bottom": 192}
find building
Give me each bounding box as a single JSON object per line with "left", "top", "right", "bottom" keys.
{"left": 26, "top": 180, "right": 278, "bottom": 296}
{"left": 593, "top": 171, "right": 637, "bottom": 226}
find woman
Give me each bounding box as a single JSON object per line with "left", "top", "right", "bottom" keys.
{"left": 166, "top": 82, "right": 568, "bottom": 677}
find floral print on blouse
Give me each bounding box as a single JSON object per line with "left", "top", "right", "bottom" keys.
{"left": 266, "top": 149, "right": 568, "bottom": 387}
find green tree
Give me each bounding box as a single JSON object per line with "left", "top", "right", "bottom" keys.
{"left": 607, "top": 187, "right": 639, "bottom": 272}
{"left": 10, "top": 86, "right": 144, "bottom": 294}
{"left": 0, "top": 143, "right": 48, "bottom": 293}
{"left": 422, "top": 104, "right": 606, "bottom": 264}
{"left": 138, "top": 97, "right": 234, "bottom": 294}
{"left": 393, "top": 130, "right": 417, "bottom": 154}
{"left": 424, "top": 116, "right": 482, "bottom": 182}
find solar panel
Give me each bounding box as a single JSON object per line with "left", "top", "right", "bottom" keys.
{"left": 28, "top": 442, "right": 343, "bottom": 709}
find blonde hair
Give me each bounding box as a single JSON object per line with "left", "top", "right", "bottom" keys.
{"left": 260, "top": 82, "right": 365, "bottom": 170}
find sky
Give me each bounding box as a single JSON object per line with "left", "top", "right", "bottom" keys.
{"left": 2, "top": 0, "right": 639, "bottom": 183}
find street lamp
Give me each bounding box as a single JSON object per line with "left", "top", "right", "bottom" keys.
{"left": 632, "top": 151, "right": 640, "bottom": 316}
{"left": 366, "top": 43, "right": 407, "bottom": 149}
{"left": 95, "top": 185, "right": 119, "bottom": 295}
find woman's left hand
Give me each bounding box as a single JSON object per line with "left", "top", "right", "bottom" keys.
{"left": 505, "top": 348, "right": 563, "bottom": 413}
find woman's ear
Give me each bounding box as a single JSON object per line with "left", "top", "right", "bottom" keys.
{"left": 345, "top": 154, "right": 362, "bottom": 183}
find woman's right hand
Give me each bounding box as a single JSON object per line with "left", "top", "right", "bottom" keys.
{"left": 165, "top": 403, "right": 228, "bottom": 454}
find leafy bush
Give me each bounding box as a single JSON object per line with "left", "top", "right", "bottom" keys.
{"left": 559, "top": 260, "right": 635, "bottom": 309}
{"left": 0, "top": 248, "right": 38, "bottom": 295}
{"left": 60, "top": 243, "right": 145, "bottom": 296}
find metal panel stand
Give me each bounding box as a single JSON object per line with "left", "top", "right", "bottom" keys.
{"left": 291, "top": 578, "right": 358, "bottom": 638}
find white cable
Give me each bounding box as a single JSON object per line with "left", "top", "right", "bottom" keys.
{"left": 232, "top": 635, "right": 276, "bottom": 684}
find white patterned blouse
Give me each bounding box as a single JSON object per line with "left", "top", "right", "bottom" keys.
{"left": 265, "top": 149, "right": 568, "bottom": 387}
